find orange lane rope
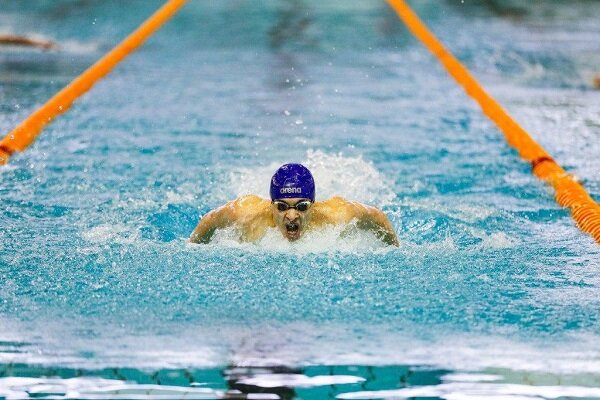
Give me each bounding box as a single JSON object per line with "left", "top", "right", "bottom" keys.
{"left": 0, "top": 0, "right": 187, "bottom": 165}
{"left": 386, "top": 0, "right": 600, "bottom": 244}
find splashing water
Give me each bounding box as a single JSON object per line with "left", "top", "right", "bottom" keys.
{"left": 225, "top": 150, "right": 396, "bottom": 206}
{"left": 206, "top": 150, "right": 397, "bottom": 253}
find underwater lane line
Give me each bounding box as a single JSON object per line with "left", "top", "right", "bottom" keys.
{"left": 0, "top": 0, "right": 188, "bottom": 166}
{"left": 386, "top": 0, "right": 600, "bottom": 245}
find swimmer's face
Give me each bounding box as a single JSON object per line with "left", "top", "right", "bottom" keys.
{"left": 271, "top": 198, "right": 313, "bottom": 241}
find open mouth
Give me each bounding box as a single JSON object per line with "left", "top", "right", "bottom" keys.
{"left": 286, "top": 222, "right": 299, "bottom": 233}
{"left": 285, "top": 222, "right": 301, "bottom": 239}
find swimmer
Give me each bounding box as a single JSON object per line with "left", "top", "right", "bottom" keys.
{"left": 593, "top": 74, "right": 600, "bottom": 90}
{"left": 0, "top": 34, "right": 57, "bottom": 50}
{"left": 190, "top": 163, "right": 399, "bottom": 246}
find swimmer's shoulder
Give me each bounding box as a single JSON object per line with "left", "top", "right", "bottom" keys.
{"left": 233, "top": 194, "right": 269, "bottom": 208}
{"left": 315, "top": 196, "right": 349, "bottom": 209}
{"left": 209, "top": 195, "right": 265, "bottom": 218}
{"left": 313, "top": 196, "right": 356, "bottom": 223}
{"left": 231, "top": 195, "right": 271, "bottom": 221}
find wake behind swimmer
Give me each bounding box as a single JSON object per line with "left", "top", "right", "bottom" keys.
{"left": 190, "top": 163, "right": 399, "bottom": 246}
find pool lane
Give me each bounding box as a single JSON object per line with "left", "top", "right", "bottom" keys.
{"left": 1, "top": 0, "right": 600, "bottom": 377}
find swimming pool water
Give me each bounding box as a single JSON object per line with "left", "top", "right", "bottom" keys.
{"left": 1, "top": 1, "right": 600, "bottom": 399}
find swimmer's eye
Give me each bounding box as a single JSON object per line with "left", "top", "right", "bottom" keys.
{"left": 295, "top": 201, "right": 311, "bottom": 212}
{"left": 273, "top": 200, "right": 312, "bottom": 212}
{"left": 275, "top": 201, "right": 289, "bottom": 212}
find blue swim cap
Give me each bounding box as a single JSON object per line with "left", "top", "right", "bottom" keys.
{"left": 270, "top": 163, "right": 315, "bottom": 202}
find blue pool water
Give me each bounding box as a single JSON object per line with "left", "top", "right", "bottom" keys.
{"left": 1, "top": 1, "right": 600, "bottom": 398}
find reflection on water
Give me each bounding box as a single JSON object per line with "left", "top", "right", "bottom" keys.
{"left": 0, "top": 363, "right": 445, "bottom": 400}
{"left": 266, "top": 0, "right": 312, "bottom": 94}
{"left": 226, "top": 366, "right": 300, "bottom": 400}
{"left": 2, "top": 363, "right": 600, "bottom": 400}
{"left": 268, "top": 0, "right": 315, "bottom": 51}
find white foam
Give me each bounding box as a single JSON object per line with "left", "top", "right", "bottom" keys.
{"left": 60, "top": 39, "right": 101, "bottom": 54}
{"left": 82, "top": 224, "right": 138, "bottom": 244}
{"left": 206, "top": 221, "right": 392, "bottom": 255}
{"left": 336, "top": 382, "right": 600, "bottom": 400}
{"left": 237, "top": 373, "right": 365, "bottom": 388}
{"left": 0, "top": 377, "right": 228, "bottom": 400}
{"left": 476, "top": 231, "right": 517, "bottom": 249}
{"left": 165, "top": 190, "right": 195, "bottom": 204}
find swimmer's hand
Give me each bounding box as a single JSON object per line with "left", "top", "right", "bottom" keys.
{"left": 355, "top": 204, "right": 399, "bottom": 247}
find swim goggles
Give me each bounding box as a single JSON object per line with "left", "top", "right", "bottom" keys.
{"left": 272, "top": 200, "right": 312, "bottom": 212}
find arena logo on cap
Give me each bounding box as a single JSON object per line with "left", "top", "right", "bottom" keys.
{"left": 280, "top": 187, "right": 302, "bottom": 194}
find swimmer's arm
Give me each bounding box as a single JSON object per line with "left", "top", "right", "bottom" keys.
{"left": 189, "top": 203, "right": 236, "bottom": 244}
{"left": 352, "top": 203, "right": 399, "bottom": 247}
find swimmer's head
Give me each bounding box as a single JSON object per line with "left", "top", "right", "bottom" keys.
{"left": 270, "top": 163, "right": 315, "bottom": 202}
{"left": 270, "top": 163, "right": 315, "bottom": 241}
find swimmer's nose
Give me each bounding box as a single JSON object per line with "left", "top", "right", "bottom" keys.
{"left": 284, "top": 209, "right": 300, "bottom": 221}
